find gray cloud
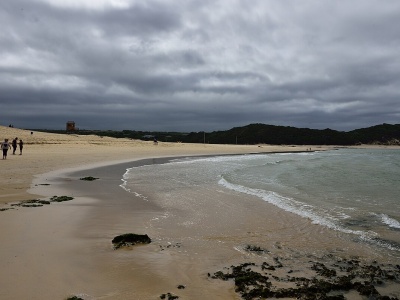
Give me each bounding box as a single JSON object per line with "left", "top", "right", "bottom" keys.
{"left": 1, "top": 0, "right": 399, "bottom": 131}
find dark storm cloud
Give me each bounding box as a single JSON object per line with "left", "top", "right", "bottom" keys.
{"left": 1, "top": 0, "right": 399, "bottom": 131}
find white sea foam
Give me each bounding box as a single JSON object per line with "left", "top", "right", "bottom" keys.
{"left": 380, "top": 214, "right": 400, "bottom": 229}
{"left": 119, "top": 183, "right": 148, "bottom": 201}
{"left": 119, "top": 168, "right": 149, "bottom": 200}
{"left": 218, "top": 177, "right": 371, "bottom": 239}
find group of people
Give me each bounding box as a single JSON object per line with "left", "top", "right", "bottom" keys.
{"left": 1, "top": 137, "right": 23, "bottom": 159}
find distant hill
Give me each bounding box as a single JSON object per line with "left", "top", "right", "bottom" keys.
{"left": 32, "top": 123, "right": 400, "bottom": 145}
{"left": 185, "top": 123, "right": 400, "bottom": 145}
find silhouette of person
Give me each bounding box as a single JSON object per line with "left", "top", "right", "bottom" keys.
{"left": 19, "top": 139, "right": 24, "bottom": 155}
{"left": 12, "top": 137, "right": 18, "bottom": 155}
{"left": 1, "top": 139, "right": 10, "bottom": 159}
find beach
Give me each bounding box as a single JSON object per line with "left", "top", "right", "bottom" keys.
{"left": 0, "top": 126, "right": 399, "bottom": 300}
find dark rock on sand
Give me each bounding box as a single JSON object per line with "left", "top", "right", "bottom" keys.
{"left": 244, "top": 244, "right": 269, "bottom": 254}
{"left": 79, "top": 176, "right": 99, "bottom": 181}
{"left": 50, "top": 196, "right": 74, "bottom": 202}
{"left": 10, "top": 199, "right": 51, "bottom": 208}
{"left": 0, "top": 207, "right": 14, "bottom": 211}
{"left": 112, "top": 233, "right": 151, "bottom": 249}
{"left": 160, "top": 292, "right": 179, "bottom": 299}
{"left": 65, "top": 296, "right": 84, "bottom": 300}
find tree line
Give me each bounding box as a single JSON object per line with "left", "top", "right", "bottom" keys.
{"left": 32, "top": 123, "right": 400, "bottom": 145}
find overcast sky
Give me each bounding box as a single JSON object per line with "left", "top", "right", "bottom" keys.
{"left": 1, "top": 0, "right": 399, "bottom": 132}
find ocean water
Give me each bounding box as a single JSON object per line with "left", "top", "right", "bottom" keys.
{"left": 122, "top": 148, "right": 400, "bottom": 258}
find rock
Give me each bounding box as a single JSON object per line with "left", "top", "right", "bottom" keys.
{"left": 50, "top": 196, "right": 74, "bottom": 202}
{"left": 79, "top": 176, "right": 99, "bottom": 181}
{"left": 160, "top": 292, "right": 179, "bottom": 299}
{"left": 112, "top": 233, "right": 151, "bottom": 249}
{"left": 354, "top": 282, "right": 380, "bottom": 296}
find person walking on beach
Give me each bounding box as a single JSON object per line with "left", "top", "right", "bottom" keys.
{"left": 12, "top": 137, "right": 18, "bottom": 155}
{"left": 19, "top": 139, "right": 24, "bottom": 155}
{"left": 1, "top": 139, "right": 10, "bottom": 159}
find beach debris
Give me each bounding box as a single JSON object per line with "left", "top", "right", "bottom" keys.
{"left": 244, "top": 244, "right": 269, "bottom": 254}
{"left": 1, "top": 196, "right": 75, "bottom": 210}
{"left": 211, "top": 255, "right": 400, "bottom": 299}
{"left": 159, "top": 242, "right": 182, "bottom": 251}
{"left": 79, "top": 176, "right": 99, "bottom": 181}
{"left": 112, "top": 233, "right": 151, "bottom": 249}
{"left": 10, "top": 199, "right": 51, "bottom": 207}
{"left": 50, "top": 195, "right": 74, "bottom": 202}
{"left": 0, "top": 207, "right": 14, "bottom": 211}
{"left": 160, "top": 292, "right": 179, "bottom": 299}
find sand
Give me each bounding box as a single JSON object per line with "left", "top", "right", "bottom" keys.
{"left": 0, "top": 126, "right": 397, "bottom": 300}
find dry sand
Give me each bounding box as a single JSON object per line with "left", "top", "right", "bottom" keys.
{"left": 1, "top": 126, "right": 396, "bottom": 300}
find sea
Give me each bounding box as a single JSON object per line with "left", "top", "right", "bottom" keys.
{"left": 122, "top": 148, "right": 400, "bottom": 259}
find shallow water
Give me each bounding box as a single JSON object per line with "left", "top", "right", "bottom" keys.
{"left": 122, "top": 148, "right": 400, "bottom": 259}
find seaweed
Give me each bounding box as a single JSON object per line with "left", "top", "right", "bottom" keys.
{"left": 211, "top": 256, "right": 400, "bottom": 299}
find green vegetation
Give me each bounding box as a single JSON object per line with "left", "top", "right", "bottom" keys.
{"left": 32, "top": 123, "right": 400, "bottom": 145}
{"left": 184, "top": 123, "right": 400, "bottom": 145}
{"left": 32, "top": 128, "right": 188, "bottom": 142}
